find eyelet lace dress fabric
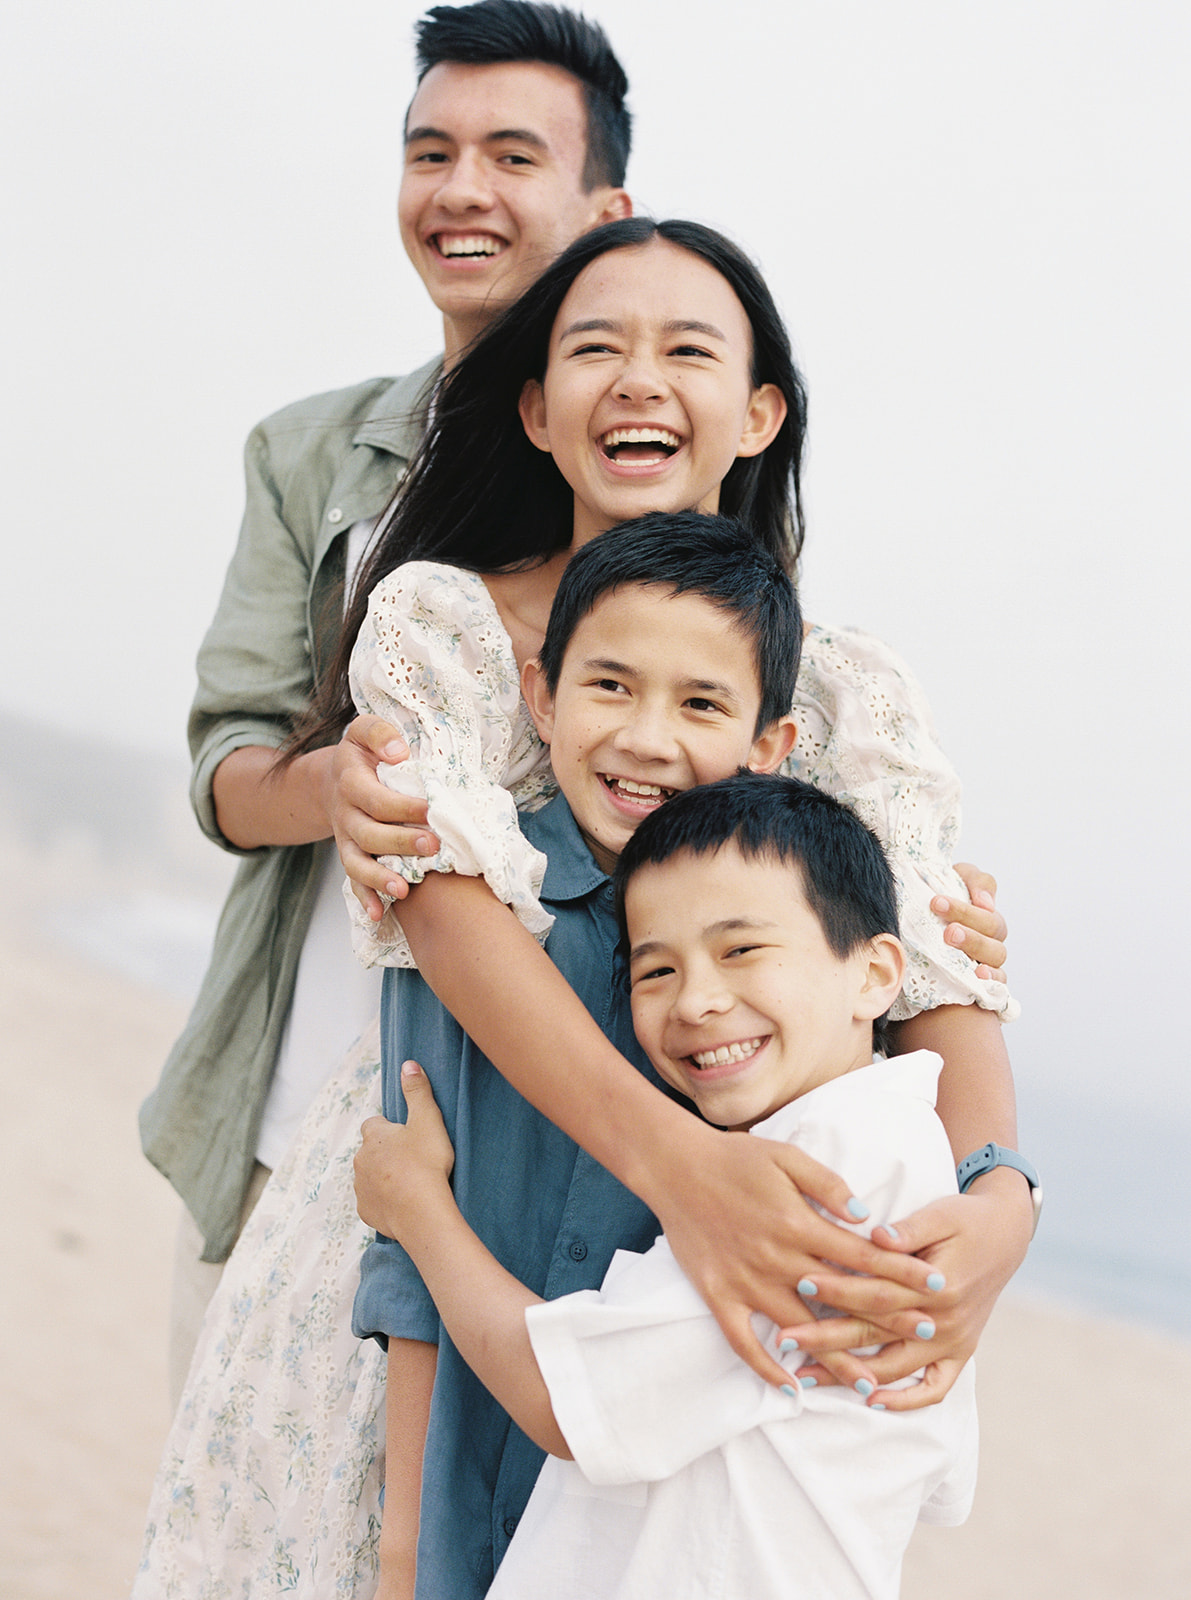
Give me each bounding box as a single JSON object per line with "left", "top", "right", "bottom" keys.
{"left": 134, "top": 567, "right": 1014, "bottom": 1596}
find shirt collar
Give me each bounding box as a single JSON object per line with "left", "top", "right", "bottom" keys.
{"left": 521, "top": 792, "right": 611, "bottom": 905}
{"left": 751, "top": 1050, "right": 944, "bottom": 1143}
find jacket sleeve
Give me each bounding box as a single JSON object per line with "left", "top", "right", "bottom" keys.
{"left": 187, "top": 421, "right": 329, "bottom": 852}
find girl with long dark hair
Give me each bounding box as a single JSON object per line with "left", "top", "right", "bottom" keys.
{"left": 138, "top": 220, "right": 1026, "bottom": 1599}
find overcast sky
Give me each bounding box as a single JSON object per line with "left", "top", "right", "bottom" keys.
{"left": 3, "top": 0, "right": 1189, "bottom": 1120}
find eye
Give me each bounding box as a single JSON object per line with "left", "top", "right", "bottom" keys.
{"left": 670, "top": 343, "right": 716, "bottom": 360}
{"left": 567, "top": 341, "right": 617, "bottom": 357}
{"left": 408, "top": 147, "right": 449, "bottom": 166}
{"left": 498, "top": 151, "right": 536, "bottom": 166}
{"left": 630, "top": 963, "right": 675, "bottom": 987}
{"left": 590, "top": 676, "right": 628, "bottom": 694}
{"left": 685, "top": 696, "right": 726, "bottom": 715}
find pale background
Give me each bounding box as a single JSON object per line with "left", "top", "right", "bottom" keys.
{"left": 2, "top": 2, "right": 1190, "bottom": 1593}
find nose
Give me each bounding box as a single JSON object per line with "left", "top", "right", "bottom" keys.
{"left": 613, "top": 699, "right": 681, "bottom": 763}
{"left": 614, "top": 351, "right": 668, "bottom": 405}
{"left": 434, "top": 149, "right": 494, "bottom": 212}
{"left": 671, "top": 962, "right": 733, "bottom": 1026}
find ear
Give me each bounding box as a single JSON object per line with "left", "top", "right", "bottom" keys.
{"left": 518, "top": 378, "right": 551, "bottom": 454}
{"left": 587, "top": 185, "right": 633, "bottom": 227}
{"left": 520, "top": 657, "right": 556, "bottom": 745}
{"left": 745, "top": 714, "right": 797, "bottom": 774}
{"left": 853, "top": 933, "right": 906, "bottom": 1022}
{"left": 735, "top": 383, "right": 787, "bottom": 460}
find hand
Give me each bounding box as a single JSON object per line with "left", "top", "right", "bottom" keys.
{"left": 777, "top": 1171, "right": 1034, "bottom": 1408}
{"left": 652, "top": 1125, "right": 944, "bottom": 1392}
{"left": 933, "top": 862, "right": 1007, "bottom": 979}
{"left": 327, "top": 716, "right": 440, "bottom": 920}
{"left": 354, "top": 1062, "right": 455, "bottom": 1241}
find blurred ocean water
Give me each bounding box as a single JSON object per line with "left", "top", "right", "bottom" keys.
{"left": 3, "top": 712, "right": 1187, "bottom": 1343}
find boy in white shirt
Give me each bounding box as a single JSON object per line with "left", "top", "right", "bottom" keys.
{"left": 371, "top": 770, "right": 977, "bottom": 1600}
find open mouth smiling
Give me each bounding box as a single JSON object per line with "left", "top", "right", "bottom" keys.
{"left": 600, "top": 774, "right": 676, "bottom": 807}
{"left": 432, "top": 233, "right": 506, "bottom": 259}
{"left": 599, "top": 427, "right": 682, "bottom": 464}
{"left": 689, "top": 1037, "right": 766, "bottom": 1072}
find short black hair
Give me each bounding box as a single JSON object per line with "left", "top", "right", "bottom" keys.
{"left": 615, "top": 771, "right": 900, "bottom": 963}
{"left": 414, "top": 1, "right": 631, "bottom": 187}
{"left": 537, "top": 512, "right": 802, "bottom": 737}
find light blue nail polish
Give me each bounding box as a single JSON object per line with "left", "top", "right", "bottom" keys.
{"left": 799, "top": 1375, "right": 817, "bottom": 1389}
{"left": 926, "top": 1272, "right": 946, "bottom": 1292}
{"left": 847, "top": 1197, "right": 870, "bottom": 1220}
{"left": 872, "top": 1402, "right": 887, "bottom": 1411}
{"left": 780, "top": 1383, "right": 799, "bottom": 1400}
{"left": 855, "top": 1378, "right": 875, "bottom": 1398}
{"left": 916, "top": 1321, "right": 936, "bottom": 1341}
{"left": 779, "top": 1337, "right": 799, "bottom": 1354}
{"left": 797, "top": 1278, "right": 818, "bottom": 1299}
{"left": 883, "top": 1223, "right": 899, "bottom": 1241}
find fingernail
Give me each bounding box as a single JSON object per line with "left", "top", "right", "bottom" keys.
{"left": 779, "top": 1337, "right": 799, "bottom": 1354}
{"left": 855, "top": 1378, "right": 875, "bottom": 1398}
{"left": 926, "top": 1272, "right": 946, "bottom": 1292}
{"left": 872, "top": 1402, "right": 887, "bottom": 1411}
{"left": 931, "top": 896, "right": 949, "bottom": 914}
{"left": 883, "top": 1223, "right": 899, "bottom": 1242}
{"left": 799, "top": 1374, "right": 817, "bottom": 1389}
{"left": 401, "top": 1060, "right": 421, "bottom": 1080}
{"left": 415, "top": 836, "right": 433, "bottom": 854}
{"left": 916, "top": 1320, "right": 936, "bottom": 1341}
{"left": 780, "top": 1383, "right": 799, "bottom": 1400}
{"left": 797, "top": 1279, "right": 818, "bottom": 1299}
{"left": 846, "top": 1197, "right": 870, "bottom": 1220}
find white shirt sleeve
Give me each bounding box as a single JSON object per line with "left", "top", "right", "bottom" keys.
{"left": 345, "top": 561, "right": 555, "bottom": 967}
{"left": 790, "top": 624, "right": 1017, "bottom": 1021}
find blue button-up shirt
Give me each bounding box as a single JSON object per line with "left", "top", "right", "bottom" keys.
{"left": 354, "top": 792, "right": 669, "bottom": 1600}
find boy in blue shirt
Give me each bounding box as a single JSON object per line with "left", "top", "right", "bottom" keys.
{"left": 353, "top": 510, "right": 804, "bottom": 1599}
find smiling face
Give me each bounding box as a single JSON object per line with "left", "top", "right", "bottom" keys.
{"left": 521, "top": 585, "right": 796, "bottom": 874}
{"left": 518, "top": 240, "right": 786, "bottom": 548}
{"left": 399, "top": 61, "right": 630, "bottom": 362}
{"left": 625, "top": 845, "right": 904, "bottom": 1130}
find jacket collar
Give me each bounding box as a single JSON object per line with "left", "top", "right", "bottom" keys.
{"left": 351, "top": 355, "right": 442, "bottom": 459}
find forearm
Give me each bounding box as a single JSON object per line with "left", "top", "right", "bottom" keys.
{"left": 378, "top": 1340, "right": 437, "bottom": 1600}
{"left": 400, "top": 1189, "right": 569, "bottom": 1459}
{"left": 211, "top": 744, "right": 335, "bottom": 849}
{"left": 397, "top": 872, "right": 708, "bottom": 1210}
{"left": 890, "top": 1003, "right": 1017, "bottom": 1161}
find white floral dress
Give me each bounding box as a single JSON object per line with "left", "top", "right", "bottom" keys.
{"left": 134, "top": 563, "right": 1014, "bottom": 1599}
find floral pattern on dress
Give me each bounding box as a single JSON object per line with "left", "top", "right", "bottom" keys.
{"left": 135, "top": 578, "right": 1015, "bottom": 1596}
{"left": 135, "top": 1026, "right": 386, "bottom": 1599}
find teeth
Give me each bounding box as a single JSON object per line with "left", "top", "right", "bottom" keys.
{"left": 437, "top": 234, "right": 502, "bottom": 257}
{"left": 691, "top": 1039, "right": 763, "bottom": 1069}
{"left": 606, "top": 776, "right": 670, "bottom": 800}
{"left": 602, "top": 428, "right": 681, "bottom": 450}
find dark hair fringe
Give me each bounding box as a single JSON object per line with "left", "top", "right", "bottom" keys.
{"left": 414, "top": 1, "right": 631, "bottom": 187}
{"left": 537, "top": 511, "right": 802, "bottom": 736}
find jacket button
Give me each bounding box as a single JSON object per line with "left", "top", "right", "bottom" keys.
{"left": 569, "top": 1240, "right": 588, "bottom": 1262}
{"left": 327, "top": 506, "right": 344, "bottom": 524}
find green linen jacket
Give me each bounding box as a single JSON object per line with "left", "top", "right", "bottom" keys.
{"left": 140, "top": 359, "right": 439, "bottom": 1261}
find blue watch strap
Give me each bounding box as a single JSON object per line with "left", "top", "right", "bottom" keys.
{"left": 956, "top": 1143, "right": 1042, "bottom": 1235}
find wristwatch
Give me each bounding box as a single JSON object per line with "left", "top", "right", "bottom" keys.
{"left": 956, "top": 1143, "right": 1043, "bottom": 1237}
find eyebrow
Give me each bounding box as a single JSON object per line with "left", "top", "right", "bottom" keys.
{"left": 580, "top": 657, "right": 744, "bottom": 704}
{"left": 558, "top": 318, "right": 729, "bottom": 342}
{"left": 405, "top": 124, "right": 550, "bottom": 151}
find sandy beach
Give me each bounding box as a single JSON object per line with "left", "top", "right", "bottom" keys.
{"left": 3, "top": 908, "right": 1189, "bottom": 1598}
